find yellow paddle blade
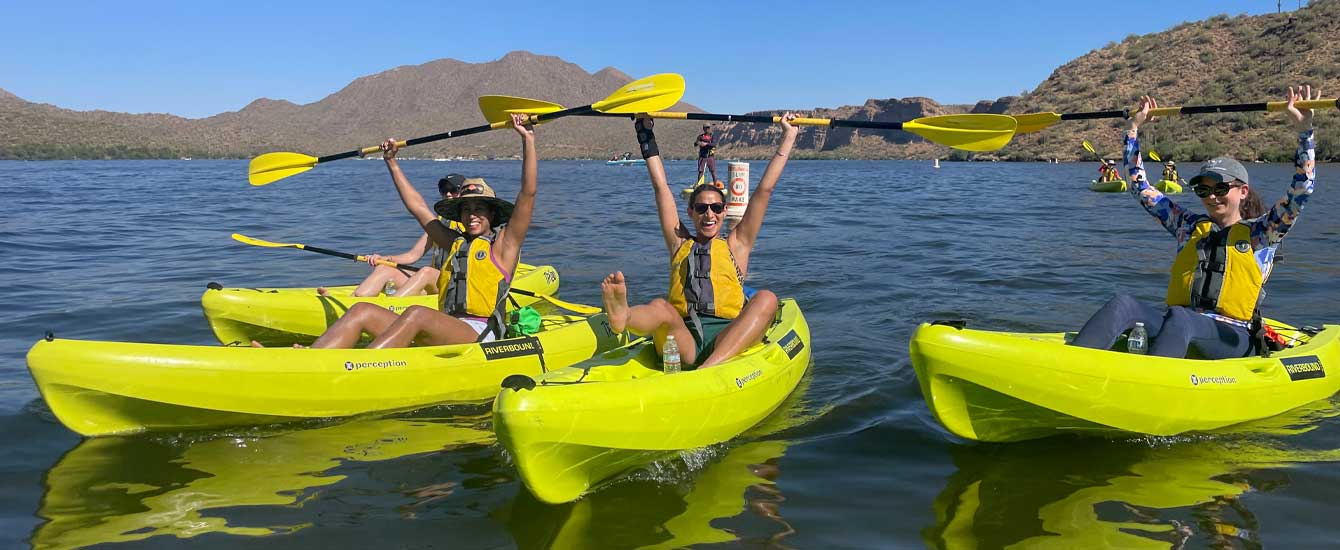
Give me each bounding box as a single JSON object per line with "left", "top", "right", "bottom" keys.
{"left": 591, "top": 73, "right": 685, "bottom": 114}
{"left": 1011, "top": 112, "right": 1062, "bottom": 134}
{"left": 1082, "top": 140, "right": 1096, "bottom": 155}
{"left": 478, "top": 96, "right": 566, "bottom": 125}
{"left": 1149, "top": 150, "right": 1163, "bottom": 162}
{"left": 248, "top": 151, "right": 319, "bottom": 186}
{"left": 231, "top": 233, "right": 300, "bottom": 249}
{"left": 903, "top": 114, "right": 1016, "bottom": 152}
{"left": 696, "top": 172, "right": 705, "bottom": 187}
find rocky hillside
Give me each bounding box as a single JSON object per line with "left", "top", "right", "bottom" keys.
{"left": 1000, "top": 0, "right": 1340, "bottom": 162}
{"left": 0, "top": 52, "right": 704, "bottom": 160}
{"left": 713, "top": 97, "right": 1011, "bottom": 159}
{"left": 719, "top": 1, "right": 1336, "bottom": 161}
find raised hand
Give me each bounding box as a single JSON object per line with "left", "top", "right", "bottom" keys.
{"left": 1286, "top": 84, "right": 1321, "bottom": 131}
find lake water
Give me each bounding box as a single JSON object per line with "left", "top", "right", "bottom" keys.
{"left": 1, "top": 158, "right": 1337, "bottom": 549}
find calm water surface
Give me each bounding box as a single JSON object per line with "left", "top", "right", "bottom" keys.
{"left": 1, "top": 158, "right": 1337, "bottom": 549}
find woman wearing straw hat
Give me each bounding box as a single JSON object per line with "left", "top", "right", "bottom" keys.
{"left": 1070, "top": 85, "right": 1322, "bottom": 359}
{"left": 599, "top": 113, "right": 797, "bottom": 369}
{"left": 265, "top": 114, "right": 538, "bottom": 349}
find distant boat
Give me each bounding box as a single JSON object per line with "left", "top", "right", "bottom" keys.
{"left": 933, "top": 158, "right": 940, "bottom": 169}
{"left": 180, "top": 157, "right": 192, "bottom": 161}
{"left": 605, "top": 158, "right": 646, "bottom": 166}
{"left": 433, "top": 158, "right": 448, "bottom": 162}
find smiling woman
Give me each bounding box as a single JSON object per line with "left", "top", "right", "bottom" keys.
{"left": 597, "top": 113, "right": 799, "bottom": 370}
{"left": 1069, "top": 84, "right": 1323, "bottom": 360}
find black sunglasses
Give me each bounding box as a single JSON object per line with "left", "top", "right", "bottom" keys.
{"left": 1192, "top": 182, "right": 1242, "bottom": 198}
{"left": 692, "top": 202, "right": 725, "bottom": 214}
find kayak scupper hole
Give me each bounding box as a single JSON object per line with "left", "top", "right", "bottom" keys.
{"left": 501, "top": 374, "right": 536, "bottom": 392}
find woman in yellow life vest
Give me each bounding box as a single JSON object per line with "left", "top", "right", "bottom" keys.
{"left": 280, "top": 114, "right": 538, "bottom": 349}
{"left": 1162, "top": 161, "right": 1179, "bottom": 183}
{"left": 1071, "top": 85, "right": 1322, "bottom": 359}
{"left": 324, "top": 174, "right": 464, "bottom": 298}
{"left": 600, "top": 113, "right": 797, "bottom": 369}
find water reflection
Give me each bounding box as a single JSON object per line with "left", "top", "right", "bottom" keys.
{"left": 924, "top": 398, "right": 1340, "bottom": 549}
{"left": 32, "top": 411, "right": 494, "bottom": 548}
{"left": 503, "top": 371, "right": 825, "bottom": 549}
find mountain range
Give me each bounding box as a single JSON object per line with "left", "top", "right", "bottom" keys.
{"left": 3, "top": 0, "right": 1337, "bottom": 161}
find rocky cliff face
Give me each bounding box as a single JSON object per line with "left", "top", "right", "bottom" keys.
{"left": 714, "top": 96, "right": 1015, "bottom": 158}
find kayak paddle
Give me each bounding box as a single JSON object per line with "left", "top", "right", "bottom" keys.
{"left": 230, "top": 233, "right": 599, "bottom": 314}
{"left": 564, "top": 109, "right": 1017, "bottom": 152}
{"left": 1082, "top": 140, "right": 1097, "bottom": 156}
{"left": 249, "top": 73, "right": 686, "bottom": 186}
{"left": 230, "top": 233, "right": 415, "bottom": 270}
{"left": 1013, "top": 98, "right": 1340, "bottom": 134}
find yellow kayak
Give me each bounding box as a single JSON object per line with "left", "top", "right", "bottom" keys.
{"left": 494, "top": 298, "right": 811, "bottom": 504}
{"left": 1089, "top": 179, "right": 1127, "bottom": 192}
{"left": 909, "top": 320, "right": 1340, "bottom": 442}
{"left": 201, "top": 263, "right": 559, "bottom": 346}
{"left": 26, "top": 310, "right": 623, "bottom": 437}
{"left": 1156, "top": 179, "right": 1184, "bottom": 193}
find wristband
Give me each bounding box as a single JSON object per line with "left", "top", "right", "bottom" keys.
{"left": 635, "top": 119, "right": 659, "bottom": 158}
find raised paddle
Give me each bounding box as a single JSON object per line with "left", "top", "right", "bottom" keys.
{"left": 230, "top": 233, "right": 600, "bottom": 314}
{"left": 563, "top": 110, "right": 1018, "bottom": 152}
{"left": 1013, "top": 98, "right": 1340, "bottom": 134}
{"left": 249, "top": 73, "right": 686, "bottom": 185}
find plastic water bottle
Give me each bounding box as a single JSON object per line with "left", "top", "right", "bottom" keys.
{"left": 383, "top": 279, "right": 397, "bottom": 296}
{"left": 1127, "top": 322, "right": 1148, "bottom": 355}
{"left": 662, "top": 335, "right": 682, "bottom": 374}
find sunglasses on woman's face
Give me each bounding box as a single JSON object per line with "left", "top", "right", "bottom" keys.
{"left": 692, "top": 202, "right": 725, "bottom": 214}
{"left": 1192, "top": 182, "right": 1242, "bottom": 198}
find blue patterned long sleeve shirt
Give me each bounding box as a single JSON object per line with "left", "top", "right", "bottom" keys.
{"left": 1122, "top": 128, "right": 1316, "bottom": 322}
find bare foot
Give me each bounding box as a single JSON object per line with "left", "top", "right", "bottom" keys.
{"left": 292, "top": 343, "right": 307, "bottom": 349}
{"left": 317, "top": 287, "right": 331, "bottom": 297}
{"left": 601, "top": 271, "right": 630, "bottom": 334}
{"left": 250, "top": 340, "right": 264, "bottom": 348}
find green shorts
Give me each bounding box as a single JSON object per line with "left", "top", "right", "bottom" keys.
{"left": 685, "top": 315, "right": 732, "bottom": 367}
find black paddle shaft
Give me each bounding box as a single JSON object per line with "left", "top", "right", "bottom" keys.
{"left": 584, "top": 111, "right": 909, "bottom": 130}
{"left": 1060, "top": 98, "right": 1340, "bottom": 121}
{"left": 313, "top": 105, "right": 606, "bottom": 164}
{"left": 300, "top": 245, "right": 421, "bottom": 272}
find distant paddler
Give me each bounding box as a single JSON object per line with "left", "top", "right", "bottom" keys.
{"left": 695, "top": 124, "right": 722, "bottom": 186}
{"left": 601, "top": 113, "right": 799, "bottom": 369}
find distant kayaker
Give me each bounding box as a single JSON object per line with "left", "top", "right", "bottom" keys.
{"left": 320, "top": 174, "right": 463, "bottom": 298}
{"left": 1098, "top": 159, "right": 1119, "bottom": 182}
{"left": 695, "top": 124, "right": 720, "bottom": 184}
{"left": 264, "top": 113, "right": 538, "bottom": 349}
{"left": 600, "top": 113, "right": 796, "bottom": 369}
{"left": 1071, "top": 85, "right": 1321, "bottom": 359}
{"left": 1162, "top": 160, "right": 1179, "bottom": 182}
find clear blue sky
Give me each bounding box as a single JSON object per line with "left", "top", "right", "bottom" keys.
{"left": 0, "top": 0, "right": 1297, "bottom": 118}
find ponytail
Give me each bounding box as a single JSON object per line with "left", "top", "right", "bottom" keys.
{"left": 1240, "top": 187, "right": 1266, "bottom": 219}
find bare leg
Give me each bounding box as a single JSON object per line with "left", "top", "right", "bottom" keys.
{"left": 698, "top": 290, "right": 779, "bottom": 369}
{"left": 353, "top": 265, "right": 413, "bottom": 297}
{"left": 309, "top": 302, "right": 401, "bottom": 349}
{"left": 601, "top": 272, "right": 696, "bottom": 362}
{"left": 367, "top": 305, "right": 481, "bottom": 348}
{"left": 396, "top": 267, "right": 441, "bottom": 296}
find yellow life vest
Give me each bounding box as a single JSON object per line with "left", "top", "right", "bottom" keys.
{"left": 436, "top": 233, "right": 511, "bottom": 328}
{"left": 429, "top": 217, "right": 468, "bottom": 269}
{"left": 668, "top": 238, "right": 745, "bottom": 320}
{"left": 1166, "top": 220, "right": 1263, "bottom": 321}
